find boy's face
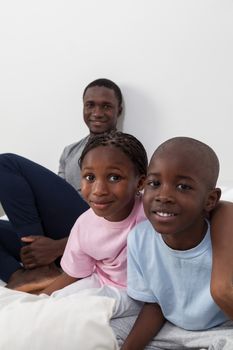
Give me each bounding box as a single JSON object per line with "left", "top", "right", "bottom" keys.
{"left": 143, "top": 151, "right": 218, "bottom": 249}
{"left": 81, "top": 146, "right": 144, "bottom": 222}
{"left": 83, "top": 86, "right": 122, "bottom": 135}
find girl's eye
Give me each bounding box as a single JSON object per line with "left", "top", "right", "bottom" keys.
{"left": 109, "top": 174, "right": 121, "bottom": 182}
{"left": 177, "top": 184, "right": 192, "bottom": 191}
{"left": 85, "top": 174, "right": 95, "bottom": 182}
{"left": 146, "top": 180, "right": 160, "bottom": 188}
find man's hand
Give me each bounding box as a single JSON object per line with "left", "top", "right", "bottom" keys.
{"left": 20, "top": 236, "right": 67, "bottom": 269}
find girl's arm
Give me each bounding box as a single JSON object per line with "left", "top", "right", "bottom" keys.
{"left": 121, "top": 303, "right": 165, "bottom": 350}
{"left": 210, "top": 200, "right": 233, "bottom": 319}
{"left": 42, "top": 272, "right": 78, "bottom": 295}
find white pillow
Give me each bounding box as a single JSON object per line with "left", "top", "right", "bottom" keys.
{"left": 0, "top": 287, "right": 118, "bottom": 350}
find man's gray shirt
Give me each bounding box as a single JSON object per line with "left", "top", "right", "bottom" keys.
{"left": 58, "top": 135, "right": 90, "bottom": 193}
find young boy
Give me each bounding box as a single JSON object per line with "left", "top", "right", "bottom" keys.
{"left": 120, "top": 137, "right": 233, "bottom": 349}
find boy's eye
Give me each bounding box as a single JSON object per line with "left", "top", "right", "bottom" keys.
{"left": 84, "top": 174, "right": 95, "bottom": 182}
{"left": 177, "top": 184, "right": 192, "bottom": 191}
{"left": 109, "top": 174, "right": 121, "bottom": 182}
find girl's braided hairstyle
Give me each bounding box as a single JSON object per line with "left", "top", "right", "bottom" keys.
{"left": 79, "top": 131, "right": 148, "bottom": 176}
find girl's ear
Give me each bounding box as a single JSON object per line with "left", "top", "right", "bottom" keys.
{"left": 205, "top": 188, "right": 221, "bottom": 213}
{"left": 137, "top": 175, "right": 146, "bottom": 192}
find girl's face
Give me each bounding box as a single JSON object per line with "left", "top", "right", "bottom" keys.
{"left": 81, "top": 146, "right": 144, "bottom": 222}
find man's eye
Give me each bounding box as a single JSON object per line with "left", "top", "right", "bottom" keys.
{"left": 109, "top": 174, "right": 121, "bottom": 182}
{"left": 85, "top": 174, "right": 95, "bottom": 182}
{"left": 103, "top": 104, "right": 112, "bottom": 110}
{"left": 177, "top": 184, "right": 192, "bottom": 191}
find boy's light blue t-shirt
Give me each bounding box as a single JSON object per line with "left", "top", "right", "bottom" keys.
{"left": 127, "top": 220, "right": 229, "bottom": 331}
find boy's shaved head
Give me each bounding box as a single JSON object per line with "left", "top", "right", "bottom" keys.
{"left": 151, "top": 137, "right": 219, "bottom": 189}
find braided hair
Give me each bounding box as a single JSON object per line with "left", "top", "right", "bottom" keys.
{"left": 79, "top": 131, "right": 148, "bottom": 176}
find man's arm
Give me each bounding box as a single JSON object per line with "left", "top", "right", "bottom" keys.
{"left": 20, "top": 236, "right": 68, "bottom": 269}
{"left": 210, "top": 200, "right": 233, "bottom": 319}
{"left": 121, "top": 303, "right": 165, "bottom": 350}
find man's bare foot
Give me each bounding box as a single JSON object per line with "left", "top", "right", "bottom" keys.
{"left": 6, "top": 264, "right": 62, "bottom": 293}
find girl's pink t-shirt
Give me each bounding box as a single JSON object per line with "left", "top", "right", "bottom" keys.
{"left": 61, "top": 196, "right": 145, "bottom": 288}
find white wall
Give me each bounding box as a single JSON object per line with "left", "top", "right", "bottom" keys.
{"left": 0, "top": 0, "right": 232, "bottom": 186}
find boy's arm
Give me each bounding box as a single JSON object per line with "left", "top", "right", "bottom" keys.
{"left": 210, "top": 200, "right": 233, "bottom": 319}
{"left": 121, "top": 302, "right": 165, "bottom": 350}
{"left": 41, "top": 272, "right": 78, "bottom": 295}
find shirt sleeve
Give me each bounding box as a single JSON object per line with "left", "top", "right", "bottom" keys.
{"left": 127, "top": 228, "right": 157, "bottom": 303}
{"left": 58, "top": 146, "right": 68, "bottom": 179}
{"left": 61, "top": 218, "right": 95, "bottom": 278}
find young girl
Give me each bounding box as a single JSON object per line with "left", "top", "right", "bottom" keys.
{"left": 42, "top": 131, "right": 148, "bottom": 317}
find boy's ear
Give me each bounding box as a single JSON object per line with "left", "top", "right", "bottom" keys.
{"left": 205, "top": 188, "right": 221, "bottom": 213}
{"left": 137, "top": 175, "right": 146, "bottom": 192}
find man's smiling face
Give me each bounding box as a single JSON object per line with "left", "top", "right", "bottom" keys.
{"left": 83, "top": 86, "right": 121, "bottom": 135}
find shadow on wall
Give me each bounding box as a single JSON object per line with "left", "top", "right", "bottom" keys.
{"left": 119, "top": 84, "right": 161, "bottom": 159}
{"left": 116, "top": 102, "right": 125, "bottom": 132}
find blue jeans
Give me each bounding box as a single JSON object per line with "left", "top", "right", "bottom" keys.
{"left": 0, "top": 153, "right": 89, "bottom": 282}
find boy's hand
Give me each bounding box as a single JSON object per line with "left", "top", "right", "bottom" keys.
{"left": 20, "top": 236, "right": 67, "bottom": 269}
